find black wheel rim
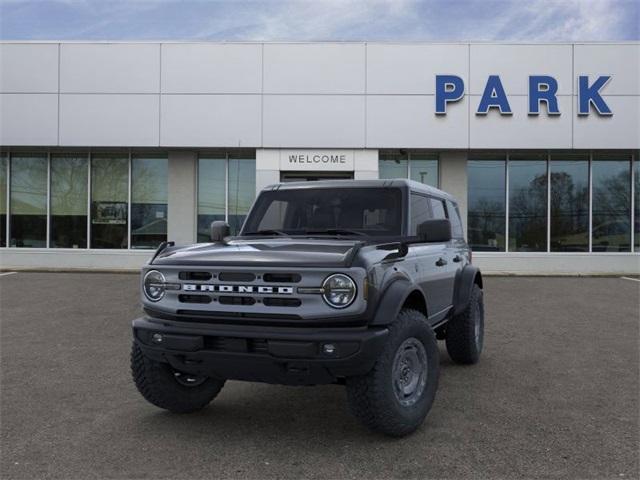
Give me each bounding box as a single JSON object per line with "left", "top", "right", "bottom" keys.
{"left": 173, "top": 370, "right": 207, "bottom": 387}
{"left": 392, "top": 337, "right": 428, "bottom": 407}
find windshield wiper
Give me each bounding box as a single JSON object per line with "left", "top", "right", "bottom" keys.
{"left": 243, "top": 229, "right": 289, "bottom": 236}
{"left": 304, "top": 228, "right": 367, "bottom": 237}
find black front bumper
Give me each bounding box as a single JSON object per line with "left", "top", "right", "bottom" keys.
{"left": 132, "top": 317, "right": 388, "bottom": 385}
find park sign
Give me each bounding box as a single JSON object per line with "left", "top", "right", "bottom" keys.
{"left": 435, "top": 75, "right": 613, "bottom": 116}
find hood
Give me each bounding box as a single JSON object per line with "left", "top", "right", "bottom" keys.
{"left": 152, "top": 238, "right": 363, "bottom": 268}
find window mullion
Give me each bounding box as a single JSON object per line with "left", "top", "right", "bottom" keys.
{"left": 546, "top": 152, "right": 551, "bottom": 253}
{"left": 87, "top": 152, "right": 91, "bottom": 249}
{"left": 588, "top": 151, "right": 593, "bottom": 253}
{"left": 127, "top": 150, "right": 132, "bottom": 249}
{"left": 630, "top": 152, "right": 635, "bottom": 252}
{"left": 46, "top": 151, "right": 51, "bottom": 249}
{"left": 6, "top": 152, "right": 11, "bottom": 247}
{"left": 505, "top": 153, "right": 510, "bottom": 253}
{"left": 225, "top": 153, "right": 229, "bottom": 223}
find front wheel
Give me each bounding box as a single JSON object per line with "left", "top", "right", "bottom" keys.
{"left": 131, "top": 342, "right": 225, "bottom": 413}
{"left": 346, "top": 309, "right": 439, "bottom": 437}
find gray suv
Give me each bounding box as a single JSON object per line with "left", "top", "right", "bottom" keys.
{"left": 131, "top": 179, "right": 484, "bottom": 436}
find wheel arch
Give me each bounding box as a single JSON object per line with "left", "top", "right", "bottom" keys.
{"left": 453, "top": 265, "right": 483, "bottom": 316}
{"left": 370, "top": 278, "right": 429, "bottom": 326}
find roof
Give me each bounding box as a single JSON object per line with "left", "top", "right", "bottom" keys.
{"left": 262, "top": 178, "right": 457, "bottom": 202}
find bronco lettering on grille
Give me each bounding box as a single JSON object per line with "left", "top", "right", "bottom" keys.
{"left": 182, "top": 284, "right": 293, "bottom": 295}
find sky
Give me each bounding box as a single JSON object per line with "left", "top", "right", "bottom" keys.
{"left": 0, "top": 0, "right": 638, "bottom": 42}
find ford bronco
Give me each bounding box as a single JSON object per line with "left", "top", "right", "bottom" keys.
{"left": 131, "top": 179, "right": 484, "bottom": 436}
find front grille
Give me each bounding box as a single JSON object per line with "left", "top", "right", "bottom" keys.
{"left": 179, "top": 294, "right": 212, "bottom": 304}
{"left": 263, "top": 273, "right": 301, "bottom": 283}
{"left": 219, "top": 296, "right": 256, "bottom": 306}
{"left": 175, "top": 309, "right": 301, "bottom": 320}
{"left": 203, "top": 336, "right": 270, "bottom": 354}
{"left": 219, "top": 272, "right": 256, "bottom": 282}
{"left": 179, "top": 271, "right": 212, "bottom": 281}
{"left": 263, "top": 297, "right": 302, "bottom": 307}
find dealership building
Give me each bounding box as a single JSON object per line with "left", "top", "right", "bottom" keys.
{"left": 0, "top": 41, "right": 638, "bottom": 274}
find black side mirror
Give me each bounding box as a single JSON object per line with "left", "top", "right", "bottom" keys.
{"left": 210, "top": 221, "right": 230, "bottom": 242}
{"left": 417, "top": 219, "right": 452, "bottom": 243}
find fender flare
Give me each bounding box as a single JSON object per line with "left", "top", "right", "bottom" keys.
{"left": 370, "top": 277, "right": 426, "bottom": 326}
{"left": 453, "top": 265, "right": 483, "bottom": 316}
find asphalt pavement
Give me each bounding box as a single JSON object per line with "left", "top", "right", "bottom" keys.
{"left": 1, "top": 273, "right": 638, "bottom": 479}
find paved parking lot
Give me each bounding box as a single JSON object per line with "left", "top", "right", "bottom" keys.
{"left": 1, "top": 273, "right": 638, "bottom": 479}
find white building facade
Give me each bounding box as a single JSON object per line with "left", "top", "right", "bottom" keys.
{"left": 0, "top": 41, "right": 638, "bottom": 274}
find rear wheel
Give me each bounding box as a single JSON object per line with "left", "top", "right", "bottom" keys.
{"left": 445, "top": 284, "right": 484, "bottom": 364}
{"left": 131, "top": 342, "right": 225, "bottom": 413}
{"left": 346, "top": 309, "right": 439, "bottom": 437}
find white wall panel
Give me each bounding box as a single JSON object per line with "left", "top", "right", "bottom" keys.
{"left": 161, "top": 44, "right": 262, "bottom": 93}
{"left": 60, "top": 43, "right": 160, "bottom": 93}
{"left": 263, "top": 95, "right": 364, "bottom": 148}
{"left": 263, "top": 43, "right": 365, "bottom": 94}
{"left": 59, "top": 94, "right": 159, "bottom": 146}
{"left": 574, "top": 44, "right": 640, "bottom": 95}
{"left": 367, "top": 44, "right": 468, "bottom": 94}
{"left": 366, "top": 95, "right": 468, "bottom": 148}
{"left": 470, "top": 44, "right": 573, "bottom": 95}
{"left": 161, "top": 95, "right": 261, "bottom": 147}
{"left": 0, "top": 44, "right": 58, "bottom": 93}
{"left": 469, "top": 95, "right": 573, "bottom": 149}
{"left": 573, "top": 96, "right": 640, "bottom": 149}
{"left": 0, "top": 94, "right": 58, "bottom": 145}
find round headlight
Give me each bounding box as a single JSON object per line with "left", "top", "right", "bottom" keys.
{"left": 143, "top": 270, "right": 166, "bottom": 302}
{"left": 322, "top": 274, "right": 357, "bottom": 309}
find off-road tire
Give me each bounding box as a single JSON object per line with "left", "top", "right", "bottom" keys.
{"left": 345, "top": 309, "right": 439, "bottom": 437}
{"left": 445, "top": 284, "right": 484, "bottom": 364}
{"left": 131, "top": 342, "right": 225, "bottom": 413}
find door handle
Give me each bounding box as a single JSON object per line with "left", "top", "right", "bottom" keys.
{"left": 435, "top": 257, "right": 448, "bottom": 267}
{"left": 453, "top": 255, "right": 462, "bottom": 263}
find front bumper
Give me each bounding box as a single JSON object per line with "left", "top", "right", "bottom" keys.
{"left": 132, "top": 317, "right": 388, "bottom": 385}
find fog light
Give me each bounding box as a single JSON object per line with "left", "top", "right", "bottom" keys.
{"left": 152, "top": 333, "right": 163, "bottom": 344}
{"left": 323, "top": 343, "right": 336, "bottom": 355}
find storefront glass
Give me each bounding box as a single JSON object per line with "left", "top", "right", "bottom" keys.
{"left": 131, "top": 155, "right": 168, "bottom": 249}
{"left": 549, "top": 154, "right": 589, "bottom": 252}
{"left": 0, "top": 155, "right": 6, "bottom": 247}
{"left": 634, "top": 157, "right": 639, "bottom": 251}
{"left": 91, "top": 154, "right": 128, "bottom": 249}
{"left": 228, "top": 153, "right": 256, "bottom": 234}
{"left": 197, "top": 156, "right": 226, "bottom": 242}
{"left": 592, "top": 154, "right": 631, "bottom": 252}
{"left": 10, "top": 154, "right": 47, "bottom": 247}
{"left": 379, "top": 151, "right": 408, "bottom": 179}
{"left": 467, "top": 157, "right": 506, "bottom": 251}
{"left": 50, "top": 154, "right": 88, "bottom": 248}
{"left": 409, "top": 154, "right": 438, "bottom": 188}
{"left": 379, "top": 151, "right": 439, "bottom": 188}
{"left": 508, "top": 153, "right": 548, "bottom": 252}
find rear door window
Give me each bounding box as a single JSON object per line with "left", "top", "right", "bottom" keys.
{"left": 410, "top": 193, "right": 432, "bottom": 235}
{"left": 429, "top": 198, "right": 447, "bottom": 219}
{"left": 446, "top": 200, "right": 464, "bottom": 239}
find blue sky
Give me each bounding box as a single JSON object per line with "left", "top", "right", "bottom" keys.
{"left": 1, "top": 0, "right": 638, "bottom": 41}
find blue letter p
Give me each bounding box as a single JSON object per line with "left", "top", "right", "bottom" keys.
{"left": 435, "top": 75, "right": 464, "bottom": 115}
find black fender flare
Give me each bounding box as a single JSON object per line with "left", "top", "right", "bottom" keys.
{"left": 370, "top": 277, "right": 426, "bottom": 326}
{"left": 453, "top": 265, "right": 483, "bottom": 316}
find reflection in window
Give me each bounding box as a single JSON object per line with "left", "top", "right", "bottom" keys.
{"left": 509, "top": 155, "right": 547, "bottom": 252}
{"left": 228, "top": 154, "right": 256, "bottom": 235}
{"left": 197, "top": 156, "right": 226, "bottom": 242}
{"left": 91, "top": 155, "right": 128, "bottom": 249}
{"left": 410, "top": 154, "right": 438, "bottom": 188}
{"left": 379, "top": 151, "right": 408, "bottom": 179}
{"left": 446, "top": 200, "right": 464, "bottom": 239}
{"left": 467, "top": 159, "right": 506, "bottom": 251}
{"left": 10, "top": 154, "right": 47, "bottom": 247}
{"left": 50, "top": 155, "right": 88, "bottom": 248}
{"left": 550, "top": 155, "right": 589, "bottom": 252}
{"left": 635, "top": 158, "right": 639, "bottom": 251}
{"left": 592, "top": 154, "right": 631, "bottom": 252}
{"left": 131, "top": 155, "right": 167, "bottom": 249}
{"left": 0, "top": 155, "right": 6, "bottom": 247}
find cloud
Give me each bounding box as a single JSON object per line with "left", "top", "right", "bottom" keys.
{"left": 0, "top": 0, "right": 637, "bottom": 41}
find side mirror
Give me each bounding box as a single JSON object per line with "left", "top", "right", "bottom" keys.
{"left": 417, "top": 219, "right": 452, "bottom": 243}
{"left": 210, "top": 221, "right": 230, "bottom": 242}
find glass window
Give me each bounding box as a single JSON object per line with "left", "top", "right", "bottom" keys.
{"left": 592, "top": 154, "right": 631, "bottom": 252}
{"left": 430, "top": 198, "right": 447, "bottom": 219}
{"left": 446, "top": 200, "right": 464, "bottom": 239}
{"left": 467, "top": 158, "right": 506, "bottom": 251}
{"left": 635, "top": 156, "right": 639, "bottom": 251}
{"left": 508, "top": 154, "right": 548, "bottom": 252}
{"left": 131, "top": 155, "right": 168, "bottom": 249}
{"left": 50, "top": 154, "right": 88, "bottom": 248}
{"left": 410, "top": 154, "right": 438, "bottom": 187}
{"left": 549, "top": 154, "right": 589, "bottom": 252}
{"left": 0, "top": 154, "right": 6, "bottom": 247}
{"left": 243, "top": 188, "right": 403, "bottom": 237}
{"left": 10, "top": 154, "right": 47, "bottom": 247}
{"left": 228, "top": 153, "right": 256, "bottom": 235}
{"left": 409, "top": 193, "right": 431, "bottom": 235}
{"left": 379, "top": 151, "right": 408, "bottom": 179}
{"left": 197, "top": 156, "right": 226, "bottom": 242}
{"left": 91, "top": 154, "right": 128, "bottom": 249}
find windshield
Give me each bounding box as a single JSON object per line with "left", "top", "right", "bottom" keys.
{"left": 242, "top": 188, "right": 403, "bottom": 237}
